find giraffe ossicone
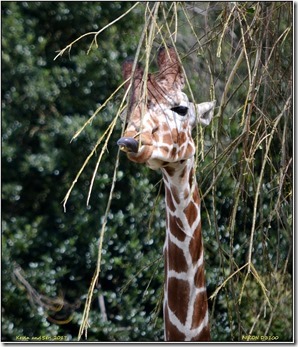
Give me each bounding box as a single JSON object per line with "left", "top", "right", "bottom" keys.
{"left": 117, "top": 47, "right": 215, "bottom": 341}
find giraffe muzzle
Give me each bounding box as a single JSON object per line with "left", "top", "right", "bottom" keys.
{"left": 117, "top": 137, "right": 139, "bottom": 153}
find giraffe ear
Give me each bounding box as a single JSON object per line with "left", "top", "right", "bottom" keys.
{"left": 189, "top": 100, "right": 216, "bottom": 127}
{"left": 156, "top": 47, "right": 185, "bottom": 89}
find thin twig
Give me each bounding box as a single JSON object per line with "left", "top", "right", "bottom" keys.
{"left": 54, "top": 3, "right": 140, "bottom": 60}
{"left": 78, "top": 148, "right": 122, "bottom": 341}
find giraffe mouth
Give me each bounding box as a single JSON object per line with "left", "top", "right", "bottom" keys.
{"left": 117, "top": 137, "right": 139, "bottom": 153}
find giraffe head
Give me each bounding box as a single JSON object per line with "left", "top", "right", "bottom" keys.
{"left": 117, "top": 47, "right": 216, "bottom": 170}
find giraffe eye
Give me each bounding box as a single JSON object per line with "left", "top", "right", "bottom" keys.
{"left": 171, "top": 106, "right": 188, "bottom": 116}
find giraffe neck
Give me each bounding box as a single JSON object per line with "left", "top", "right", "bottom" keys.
{"left": 161, "top": 157, "right": 210, "bottom": 341}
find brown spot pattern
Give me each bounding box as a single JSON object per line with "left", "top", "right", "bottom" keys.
{"left": 183, "top": 201, "right": 198, "bottom": 228}
{"left": 191, "top": 326, "right": 211, "bottom": 341}
{"left": 163, "top": 133, "right": 173, "bottom": 145}
{"left": 167, "top": 239, "right": 188, "bottom": 272}
{"left": 159, "top": 145, "right": 172, "bottom": 157}
{"left": 168, "top": 216, "right": 186, "bottom": 242}
{"left": 165, "top": 187, "right": 175, "bottom": 212}
{"left": 171, "top": 147, "right": 177, "bottom": 158}
{"left": 167, "top": 277, "right": 189, "bottom": 325}
{"left": 191, "top": 291, "right": 209, "bottom": 330}
{"left": 171, "top": 128, "right": 179, "bottom": 143}
{"left": 194, "top": 264, "right": 206, "bottom": 289}
{"left": 189, "top": 224, "right": 203, "bottom": 264}
{"left": 164, "top": 306, "right": 186, "bottom": 341}
{"left": 164, "top": 166, "right": 175, "bottom": 177}
{"left": 178, "top": 131, "right": 187, "bottom": 146}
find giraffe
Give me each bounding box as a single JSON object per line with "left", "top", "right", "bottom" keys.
{"left": 117, "top": 47, "right": 216, "bottom": 341}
